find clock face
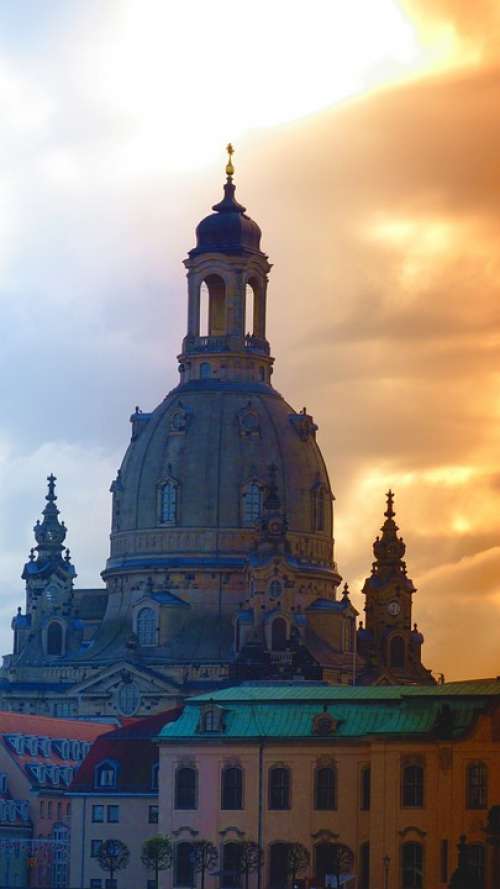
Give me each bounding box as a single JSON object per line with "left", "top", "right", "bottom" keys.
{"left": 387, "top": 601, "right": 401, "bottom": 616}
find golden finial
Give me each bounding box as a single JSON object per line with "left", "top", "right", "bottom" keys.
{"left": 225, "top": 143, "right": 235, "bottom": 178}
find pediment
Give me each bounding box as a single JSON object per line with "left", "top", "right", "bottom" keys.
{"left": 71, "top": 662, "right": 180, "bottom": 696}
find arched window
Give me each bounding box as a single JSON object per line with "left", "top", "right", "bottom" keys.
{"left": 137, "top": 607, "right": 156, "bottom": 647}
{"left": 205, "top": 274, "right": 226, "bottom": 336}
{"left": 222, "top": 842, "right": 243, "bottom": 889}
{"left": 47, "top": 622, "right": 63, "bottom": 656}
{"left": 175, "top": 842, "right": 195, "bottom": 887}
{"left": 359, "top": 842, "right": 370, "bottom": 889}
{"left": 401, "top": 842, "right": 423, "bottom": 889}
{"left": 200, "top": 361, "right": 212, "bottom": 379}
{"left": 245, "top": 282, "right": 255, "bottom": 337}
{"left": 271, "top": 618, "right": 287, "bottom": 652}
{"left": 269, "top": 766, "right": 290, "bottom": 810}
{"left": 467, "top": 761, "right": 488, "bottom": 809}
{"left": 468, "top": 844, "right": 485, "bottom": 885}
{"left": 343, "top": 619, "right": 354, "bottom": 653}
{"left": 95, "top": 761, "right": 117, "bottom": 789}
{"left": 161, "top": 480, "right": 177, "bottom": 524}
{"left": 242, "top": 482, "right": 263, "bottom": 526}
{"left": 249, "top": 276, "right": 265, "bottom": 339}
{"left": 390, "top": 635, "right": 405, "bottom": 668}
{"left": 314, "top": 766, "right": 336, "bottom": 810}
{"left": 175, "top": 766, "right": 197, "bottom": 810}
{"left": 312, "top": 486, "right": 325, "bottom": 532}
{"left": 360, "top": 766, "right": 371, "bottom": 811}
{"left": 269, "top": 843, "right": 289, "bottom": 889}
{"left": 269, "top": 580, "right": 282, "bottom": 598}
{"left": 221, "top": 766, "right": 243, "bottom": 810}
{"left": 402, "top": 764, "right": 424, "bottom": 808}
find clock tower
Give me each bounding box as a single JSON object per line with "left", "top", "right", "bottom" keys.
{"left": 357, "top": 491, "right": 434, "bottom": 685}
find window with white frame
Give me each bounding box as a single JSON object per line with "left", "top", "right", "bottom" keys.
{"left": 137, "top": 607, "right": 156, "bottom": 647}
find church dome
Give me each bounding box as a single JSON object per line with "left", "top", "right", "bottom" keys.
{"left": 104, "top": 378, "right": 334, "bottom": 577}
{"left": 191, "top": 178, "right": 263, "bottom": 257}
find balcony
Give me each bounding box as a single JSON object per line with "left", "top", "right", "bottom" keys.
{"left": 183, "top": 334, "right": 270, "bottom": 356}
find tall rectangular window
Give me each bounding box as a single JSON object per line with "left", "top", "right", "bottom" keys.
{"left": 107, "top": 805, "right": 119, "bottom": 823}
{"left": 91, "top": 840, "right": 103, "bottom": 858}
{"left": 149, "top": 805, "right": 159, "bottom": 824}
{"left": 268, "top": 767, "right": 290, "bottom": 810}
{"left": 360, "top": 766, "right": 371, "bottom": 811}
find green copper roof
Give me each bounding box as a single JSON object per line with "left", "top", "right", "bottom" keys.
{"left": 191, "top": 678, "right": 500, "bottom": 703}
{"left": 159, "top": 679, "right": 500, "bottom": 742}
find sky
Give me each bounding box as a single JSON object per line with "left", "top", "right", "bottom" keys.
{"left": 0, "top": 0, "right": 499, "bottom": 680}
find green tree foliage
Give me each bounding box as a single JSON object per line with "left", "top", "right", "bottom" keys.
{"left": 238, "top": 841, "right": 263, "bottom": 889}
{"left": 191, "top": 840, "right": 218, "bottom": 889}
{"left": 286, "top": 843, "right": 310, "bottom": 884}
{"left": 141, "top": 836, "right": 173, "bottom": 889}
{"left": 96, "top": 839, "right": 130, "bottom": 886}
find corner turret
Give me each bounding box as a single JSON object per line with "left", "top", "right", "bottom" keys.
{"left": 358, "top": 491, "right": 434, "bottom": 685}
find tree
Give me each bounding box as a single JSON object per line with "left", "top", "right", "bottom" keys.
{"left": 286, "top": 843, "right": 310, "bottom": 886}
{"left": 329, "top": 844, "right": 354, "bottom": 888}
{"left": 191, "top": 840, "right": 218, "bottom": 889}
{"left": 485, "top": 806, "right": 500, "bottom": 885}
{"left": 448, "top": 835, "right": 483, "bottom": 889}
{"left": 141, "top": 835, "right": 173, "bottom": 889}
{"left": 237, "top": 841, "right": 263, "bottom": 889}
{"left": 96, "top": 839, "right": 130, "bottom": 888}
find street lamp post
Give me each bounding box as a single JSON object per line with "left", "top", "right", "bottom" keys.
{"left": 383, "top": 855, "right": 390, "bottom": 889}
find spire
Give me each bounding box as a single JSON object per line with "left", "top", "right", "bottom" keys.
{"left": 372, "top": 489, "right": 406, "bottom": 571}
{"left": 212, "top": 143, "right": 247, "bottom": 216}
{"left": 33, "top": 474, "right": 68, "bottom": 555}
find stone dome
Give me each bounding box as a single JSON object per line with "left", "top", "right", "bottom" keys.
{"left": 190, "top": 179, "right": 263, "bottom": 257}
{"left": 104, "top": 377, "right": 334, "bottom": 578}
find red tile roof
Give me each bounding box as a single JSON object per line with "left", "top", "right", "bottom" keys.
{"left": 70, "top": 707, "right": 182, "bottom": 794}
{"left": 0, "top": 711, "right": 110, "bottom": 741}
{"left": 0, "top": 711, "right": 113, "bottom": 786}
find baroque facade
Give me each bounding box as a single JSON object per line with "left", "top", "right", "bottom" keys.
{"left": 157, "top": 680, "right": 500, "bottom": 889}
{"left": 0, "top": 153, "right": 433, "bottom": 719}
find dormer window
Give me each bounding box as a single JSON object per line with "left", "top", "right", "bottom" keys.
{"left": 137, "top": 607, "right": 157, "bottom": 647}
{"left": 198, "top": 703, "right": 224, "bottom": 734}
{"left": 95, "top": 760, "right": 118, "bottom": 789}
{"left": 0, "top": 773, "right": 7, "bottom": 793}
{"left": 312, "top": 711, "right": 338, "bottom": 736}
{"left": 71, "top": 740, "right": 81, "bottom": 760}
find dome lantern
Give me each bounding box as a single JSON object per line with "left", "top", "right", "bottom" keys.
{"left": 180, "top": 146, "right": 273, "bottom": 387}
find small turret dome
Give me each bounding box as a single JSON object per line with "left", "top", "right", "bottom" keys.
{"left": 191, "top": 178, "right": 263, "bottom": 257}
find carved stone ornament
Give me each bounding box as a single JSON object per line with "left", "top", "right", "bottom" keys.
{"left": 398, "top": 826, "right": 427, "bottom": 838}
{"left": 219, "top": 826, "right": 246, "bottom": 838}
{"left": 311, "top": 829, "right": 340, "bottom": 841}
{"left": 289, "top": 409, "right": 318, "bottom": 441}
{"left": 170, "top": 401, "right": 191, "bottom": 434}
{"left": 237, "top": 402, "right": 261, "bottom": 438}
{"left": 172, "top": 826, "right": 199, "bottom": 838}
{"left": 312, "top": 712, "right": 339, "bottom": 736}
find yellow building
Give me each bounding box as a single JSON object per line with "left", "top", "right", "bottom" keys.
{"left": 158, "top": 680, "right": 500, "bottom": 889}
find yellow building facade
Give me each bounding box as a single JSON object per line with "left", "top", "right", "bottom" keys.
{"left": 158, "top": 681, "right": 500, "bottom": 889}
